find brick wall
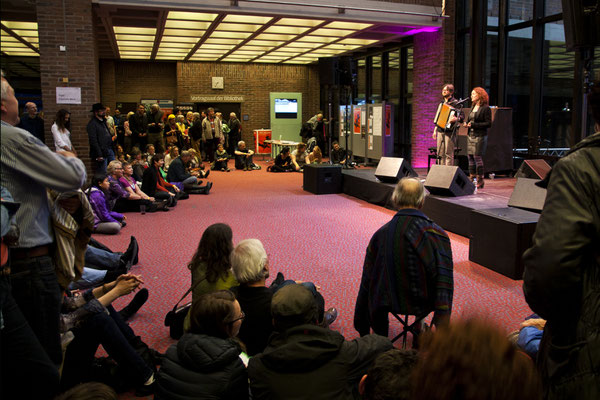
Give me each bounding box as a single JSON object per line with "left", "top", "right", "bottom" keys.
{"left": 177, "top": 62, "right": 320, "bottom": 147}
{"left": 37, "top": 0, "right": 98, "bottom": 174}
{"left": 411, "top": 30, "right": 445, "bottom": 168}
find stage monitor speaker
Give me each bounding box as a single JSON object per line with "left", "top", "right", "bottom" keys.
{"left": 515, "top": 159, "right": 551, "bottom": 180}
{"left": 424, "top": 165, "right": 475, "bottom": 197}
{"left": 508, "top": 178, "right": 547, "bottom": 213}
{"left": 374, "top": 157, "right": 417, "bottom": 183}
{"left": 561, "top": 0, "right": 600, "bottom": 50}
{"left": 303, "top": 164, "right": 342, "bottom": 195}
{"left": 319, "top": 57, "right": 339, "bottom": 86}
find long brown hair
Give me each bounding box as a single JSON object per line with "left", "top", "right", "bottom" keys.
{"left": 187, "top": 223, "right": 234, "bottom": 283}
{"left": 55, "top": 109, "right": 71, "bottom": 131}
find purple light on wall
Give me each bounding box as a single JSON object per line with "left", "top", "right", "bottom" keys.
{"left": 402, "top": 26, "right": 441, "bottom": 36}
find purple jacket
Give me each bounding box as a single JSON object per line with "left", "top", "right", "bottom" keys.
{"left": 88, "top": 187, "right": 123, "bottom": 228}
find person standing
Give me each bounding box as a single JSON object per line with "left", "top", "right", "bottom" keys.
{"left": 130, "top": 104, "right": 149, "bottom": 151}
{"left": 51, "top": 109, "right": 76, "bottom": 154}
{"left": 17, "top": 101, "right": 45, "bottom": 144}
{"left": 1, "top": 72, "right": 87, "bottom": 371}
{"left": 87, "top": 103, "right": 114, "bottom": 174}
{"left": 227, "top": 112, "right": 241, "bottom": 156}
{"left": 202, "top": 107, "right": 222, "bottom": 163}
{"left": 147, "top": 103, "right": 165, "bottom": 153}
{"left": 465, "top": 87, "right": 491, "bottom": 189}
{"left": 307, "top": 112, "right": 329, "bottom": 155}
{"left": 522, "top": 85, "right": 600, "bottom": 400}
{"left": 432, "top": 84, "right": 462, "bottom": 166}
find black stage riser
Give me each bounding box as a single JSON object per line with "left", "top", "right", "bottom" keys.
{"left": 469, "top": 208, "right": 539, "bottom": 280}
{"left": 303, "top": 164, "right": 342, "bottom": 195}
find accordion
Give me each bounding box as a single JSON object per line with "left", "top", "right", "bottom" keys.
{"left": 434, "top": 103, "right": 458, "bottom": 130}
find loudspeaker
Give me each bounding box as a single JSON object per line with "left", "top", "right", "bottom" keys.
{"left": 561, "top": 0, "right": 600, "bottom": 50}
{"left": 508, "top": 178, "right": 547, "bottom": 213}
{"left": 303, "top": 164, "right": 342, "bottom": 194}
{"left": 469, "top": 207, "right": 539, "bottom": 280}
{"left": 319, "top": 57, "right": 338, "bottom": 86}
{"left": 424, "top": 165, "right": 475, "bottom": 197}
{"left": 515, "top": 159, "right": 551, "bottom": 180}
{"left": 374, "top": 157, "right": 417, "bottom": 183}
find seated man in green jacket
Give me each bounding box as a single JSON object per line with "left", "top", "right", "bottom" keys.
{"left": 166, "top": 150, "right": 212, "bottom": 194}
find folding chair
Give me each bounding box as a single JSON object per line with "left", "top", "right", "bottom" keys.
{"left": 390, "top": 311, "right": 430, "bottom": 348}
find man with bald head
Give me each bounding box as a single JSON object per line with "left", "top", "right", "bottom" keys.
{"left": 354, "top": 177, "right": 454, "bottom": 342}
{"left": 17, "top": 101, "right": 45, "bottom": 144}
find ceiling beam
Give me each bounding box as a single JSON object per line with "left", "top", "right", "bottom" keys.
{"left": 150, "top": 10, "right": 168, "bottom": 60}
{"left": 0, "top": 23, "right": 39, "bottom": 54}
{"left": 248, "top": 20, "right": 330, "bottom": 62}
{"left": 216, "top": 16, "right": 280, "bottom": 62}
{"left": 184, "top": 14, "right": 226, "bottom": 61}
{"left": 95, "top": 7, "right": 120, "bottom": 59}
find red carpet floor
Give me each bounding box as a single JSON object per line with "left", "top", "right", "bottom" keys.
{"left": 95, "top": 161, "right": 533, "bottom": 397}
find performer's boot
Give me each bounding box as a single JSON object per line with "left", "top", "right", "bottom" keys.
{"left": 477, "top": 175, "right": 485, "bottom": 189}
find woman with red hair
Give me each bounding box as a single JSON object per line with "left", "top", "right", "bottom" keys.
{"left": 465, "top": 87, "right": 491, "bottom": 188}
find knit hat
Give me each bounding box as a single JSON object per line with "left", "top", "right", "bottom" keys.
{"left": 271, "top": 284, "right": 317, "bottom": 331}
{"left": 168, "top": 114, "right": 176, "bottom": 120}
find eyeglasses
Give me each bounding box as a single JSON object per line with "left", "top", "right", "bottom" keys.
{"left": 228, "top": 311, "right": 245, "bottom": 324}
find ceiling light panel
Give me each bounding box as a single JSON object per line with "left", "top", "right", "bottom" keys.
{"left": 113, "top": 27, "right": 156, "bottom": 35}
{"left": 117, "top": 41, "right": 154, "bottom": 47}
{"left": 167, "top": 12, "right": 217, "bottom": 21}
{"left": 154, "top": 42, "right": 194, "bottom": 48}
{"left": 223, "top": 15, "right": 273, "bottom": 24}
{"left": 119, "top": 46, "right": 155, "bottom": 51}
{"left": 204, "top": 38, "right": 244, "bottom": 45}
{"left": 310, "top": 28, "right": 355, "bottom": 37}
{"left": 165, "top": 20, "right": 213, "bottom": 30}
{"left": 285, "top": 41, "right": 322, "bottom": 48}
{"left": 326, "top": 21, "right": 372, "bottom": 30}
{"left": 275, "top": 18, "right": 324, "bottom": 27}
{"left": 156, "top": 47, "right": 190, "bottom": 53}
{"left": 215, "top": 23, "right": 262, "bottom": 32}
{"left": 209, "top": 31, "right": 253, "bottom": 39}
{"left": 298, "top": 36, "right": 337, "bottom": 43}
{"left": 115, "top": 34, "right": 155, "bottom": 42}
{"left": 237, "top": 45, "right": 275, "bottom": 51}
{"left": 163, "top": 29, "right": 205, "bottom": 37}
{"left": 160, "top": 36, "right": 199, "bottom": 43}
{"left": 196, "top": 44, "right": 236, "bottom": 51}
{"left": 338, "top": 38, "right": 378, "bottom": 45}
{"left": 255, "top": 33, "right": 297, "bottom": 41}
{"left": 1, "top": 21, "right": 37, "bottom": 30}
{"left": 263, "top": 26, "right": 310, "bottom": 35}
{"left": 245, "top": 39, "right": 285, "bottom": 46}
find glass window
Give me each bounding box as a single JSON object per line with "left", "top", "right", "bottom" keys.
{"left": 488, "top": 0, "right": 500, "bottom": 26}
{"left": 541, "top": 21, "right": 574, "bottom": 148}
{"left": 506, "top": 27, "right": 533, "bottom": 149}
{"left": 486, "top": 33, "right": 499, "bottom": 104}
{"left": 509, "top": 0, "right": 533, "bottom": 24}
{"left": 356, "top": 58, "right": 366, "bottom": 104}
{"left": 371, "top": 55, "right": 382, "bottom": 103}
{"left": 545, "top": 0, "right": 562, "bottom": 17}
{"left": 388, "top": 50, "right": 400, "bottom": 99}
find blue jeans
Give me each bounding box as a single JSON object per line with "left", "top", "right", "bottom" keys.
{"left": 0, "top": 275, "right": 60, "bottom": 399}
{"left": 85, "top": 245, "right": 121, "bottom": 270}
{"left": 61, "top": 305, "right": 153, "bottom": 388}
{"left": 9, "top": 254, "right": 63, "bottom": 365}
{"left": 96, "top": 148, "right": 116, "bottom": 174}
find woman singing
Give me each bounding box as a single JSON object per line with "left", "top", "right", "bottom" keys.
{"left": 466, "top": 87, "right": 491, "bottom": 189}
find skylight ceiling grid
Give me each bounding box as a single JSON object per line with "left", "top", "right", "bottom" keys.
{"left": 114, "top": 25, "right": 157, "bottom": 59}
{"left": 1, "top": 20, "right": 39, "bottom": 56}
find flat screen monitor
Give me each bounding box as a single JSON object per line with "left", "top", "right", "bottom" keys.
{"left": 274, "top": 98, "right": 298, "bottom": 119}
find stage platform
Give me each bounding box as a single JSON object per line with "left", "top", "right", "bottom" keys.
{"left": 342, "top": 167, "right": 523, "bottom": 237}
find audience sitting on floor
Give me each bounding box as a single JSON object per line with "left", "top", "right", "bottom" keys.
{"left": 55, "top": 382, "right": 117, "bottom": 400}
{"left": 120, "top": 162, "right": 168, "bottom": 212}
{"left": 411, "top": 319, "right": 541, "bottom": 400}
{"left": 60, "top": 273, "right": 160, "bottom": 396}
{"left": 164, "top": 145, "right": 179, "bottom": 171}
{"left": 235, "top": 140, "right": 260, "bottom": 170}
{"left": 166, "top": 150, "right": 212, "bottom": 194}
{"left": 230, "top": 238, "right": 337, "bottom": 356}
{"left": 291, "top": 142, "right": 309, "bottom": 171}
{"left": 87, "top": 173, "right": 126, "bottom": 235}
{"left": 129, "top": 147, "right": 146, "bottom": 182}
{"left": 267, "top": 146, "right": 294, "bottom": 172}
{"left": 308, "top": 145, "right": 323, "bottom": 164}
{"left": 144, "top": 143, "right": 156, "bottom": 166}
{"left": 183, "top": 223, "right": 238, "bottom": 331}
{"left": 359, "top": 348, "right": 418, "bottom": 400}
{"left": 155, "top": 290, "right": 249, "bottom": 399}
{"left": 331, "top": 141, "right": 351, "bottom": 165}
{"left": 213, "top": 143, "right": 230, "bottom": 171}
{"left": 247, "top": 283, "right": 393, "bottom": 399}
{"left": 141, "top": 154, "right": 184, "bottom": 208}
{"left": 108, "top": 160, "right": 160, "bottom": 213}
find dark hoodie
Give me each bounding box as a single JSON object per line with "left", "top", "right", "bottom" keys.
{"left": 155, "top": 333, "right": 248, "bottom": 400}
{"left": 248, "top": 324, "right": 392, "bottom": 400}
